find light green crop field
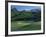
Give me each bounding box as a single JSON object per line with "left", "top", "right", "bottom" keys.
{"left": 11, "top": 21, "right": 41, "bottom": 31}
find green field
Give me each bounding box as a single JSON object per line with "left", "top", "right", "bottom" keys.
{"left": 11, "top": 21, "right": 41, "bottom": 31}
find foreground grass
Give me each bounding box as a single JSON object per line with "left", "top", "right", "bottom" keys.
{"left": 11, "top": 21, "right": 41, "bottom": 31}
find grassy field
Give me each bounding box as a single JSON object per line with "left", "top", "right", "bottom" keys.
{"left": 11, "top": 21, "right": 41, "bottom": 31}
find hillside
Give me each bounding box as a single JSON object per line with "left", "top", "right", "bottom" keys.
{"left": 11, "top": 8, "right": 41, "bottom": 21}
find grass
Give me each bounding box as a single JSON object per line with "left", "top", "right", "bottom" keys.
{"left": 11, "top": 21, "right": 41, "bottom": 31}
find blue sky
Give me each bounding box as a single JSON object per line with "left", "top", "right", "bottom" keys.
{"left": 11, "top": 5, "right": 41, "bottom": 11}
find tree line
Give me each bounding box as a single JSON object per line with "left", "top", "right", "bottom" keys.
{"left": 11, "top": 8, "right": 41, "bottom": 22}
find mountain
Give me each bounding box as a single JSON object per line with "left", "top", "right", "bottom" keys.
{"left": 11, "top": 8, "right": 18, "bottom": 13}
{"left": 31, "top": 9, "right": 41, "bottom": 14}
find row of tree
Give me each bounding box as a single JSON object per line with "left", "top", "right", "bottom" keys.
{"left": 11, "top": 8, "right": 41, "bottom": 22}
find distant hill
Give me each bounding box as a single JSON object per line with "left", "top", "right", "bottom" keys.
{"left": 11, "top": 8, "right": 41, "bottom": 21}
{"left": 11, "top": 8, "right": 18, "bottom": 12}
{"left": 31, "top": 9, "right": 41, "bottom": 14}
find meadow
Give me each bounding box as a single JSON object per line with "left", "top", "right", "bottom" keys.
{"left": 11, "top": 21, "right": 41, "bottom": 31}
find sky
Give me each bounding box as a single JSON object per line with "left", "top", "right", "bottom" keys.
{"left": 11, "top": 5, "right": 41, "bottom": 11}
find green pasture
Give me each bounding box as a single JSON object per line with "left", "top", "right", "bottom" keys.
{"left": 11, "top": 21, "right": 41, "bottom": 31}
